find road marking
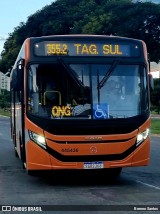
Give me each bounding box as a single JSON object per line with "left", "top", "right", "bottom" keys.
{"left": 136, "top": 180, "right": 160, "bottom": 190}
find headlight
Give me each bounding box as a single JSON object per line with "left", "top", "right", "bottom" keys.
{"left": 136, "top": 129, "right": 150, "bottom": 146}
{"left": 28, "top": 131, "right": 46, "bottom": 149}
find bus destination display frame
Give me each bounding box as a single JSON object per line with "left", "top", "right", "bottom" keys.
{"left": 34, "top": 40, "right": 140, "bottom": 57}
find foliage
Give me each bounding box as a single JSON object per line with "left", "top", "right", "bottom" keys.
{"left": 0, "top": 0, "right": 160, "bottom": 73}
{"left": 150, "top": 78, "right": 160, "bottom": 114}
{"left": 0, "top": 90, "right": 10, "bottom": 109}
{"left": 0, "top": 108, "right": 10, "bottom": 117}
{"left": 150, "top": 119, "right": 160, "bottom": 135}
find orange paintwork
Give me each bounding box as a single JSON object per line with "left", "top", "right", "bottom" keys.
{"left": 26, "top": 141, "right": 52, "bottom": 170}
{"left": 25, "top": 116, "right": 150, "bottom": 171}
{"left": 132, "top": 138, "right": 150, "bottom": 166}
{"left": 24, "top": 38, "right": 30, "bottom": 64}
{"left": 138, "top": 117, "right": 151, "bottom": 133}
{"left": 46, "top": 137, "right": 135, "bottom": 156}
{"left": 26, "top": 117, "right": 44, "bottom": 136}
{"left": 25, "top": 139, "right": 150, "bottom": 170}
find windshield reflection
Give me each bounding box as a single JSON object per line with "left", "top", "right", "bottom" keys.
{"left": 27, "top": 63, "right": 149, "bottom": 119}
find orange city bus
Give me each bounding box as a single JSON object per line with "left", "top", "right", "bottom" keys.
{"left": 10, "top": 35, "right": 151, "bottom": 177}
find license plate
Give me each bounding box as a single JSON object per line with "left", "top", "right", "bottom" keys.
{"left": 84, "top": 161, "right": 104, "bottom": 169}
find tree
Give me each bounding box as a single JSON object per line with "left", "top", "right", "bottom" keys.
{"left": 0, "top": 90, "right": 10, "bottom": 109}
{"left": 150, "top": 79, "right": 160, "bottom": 113}
{"left": 0, "top": 0, "right": 160, "bottom": 74}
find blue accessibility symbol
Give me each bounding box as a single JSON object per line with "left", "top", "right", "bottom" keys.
{"left": 93, "top": 104, "right": 109, "bottom": 119}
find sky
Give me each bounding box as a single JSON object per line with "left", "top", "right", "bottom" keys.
{"left": 0, "top": 0, "right": 54, "bottom": 53}
{"left": 0, "top": 0, "right": 160, "bottom": 54}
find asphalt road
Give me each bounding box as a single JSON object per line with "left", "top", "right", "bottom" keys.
{"left": 0, "top": 116, "right": 160, "bottom": 214}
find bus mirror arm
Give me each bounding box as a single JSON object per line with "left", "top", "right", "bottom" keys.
{"left": 147, "top": 54, "right": 154, "bottom": 90}
{"left": 148, "top": 73, "right": 154, "bottom": 90}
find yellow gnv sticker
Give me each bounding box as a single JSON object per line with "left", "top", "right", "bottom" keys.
{"left": 52, "top": 106, "right": 71, "bottom": 117}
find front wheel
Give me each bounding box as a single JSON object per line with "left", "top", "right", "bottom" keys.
{"left": 27, "top": 170, "right": 37, "bottom": 176}
{"left": 104, "top": 167, "right": 122, "bottom": 180}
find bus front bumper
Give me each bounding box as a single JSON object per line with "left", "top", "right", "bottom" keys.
{"left": 25, "top": 138, "right": 150, "bottom": 171}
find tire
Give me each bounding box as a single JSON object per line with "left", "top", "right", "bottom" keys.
{"left": 19, "top": 133, "right": 26, "bottom": 170}
{"left": 27, "top": 170, "right": 37, "bottom": 176}
{"left": 13, "top": 133, "right": 18, "bottom": 158}
{"left": 104, "top": 167, "right": 122, "bottom": 180}
{"left": 14, "top": 148, "right": 18, "bottom": 157}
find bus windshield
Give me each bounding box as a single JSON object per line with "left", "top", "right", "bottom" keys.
{"left": 27, "top": 62, "right": 149, "bottom": 119}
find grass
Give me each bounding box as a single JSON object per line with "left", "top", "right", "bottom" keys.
{"left": 0, "top": 108, "right": 159, "bottom": 135}
{"left": 150, "top": 119, "right": 160, "bottom": 135}
{"left": 0, "top": 108, "right": 10, "bottom": 117}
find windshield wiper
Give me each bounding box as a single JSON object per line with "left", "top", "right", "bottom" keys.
{"left": 97, "top": 59, "right": 120, "bottom": 90}
{"left": 58, "top": 57, "right": 83, "bottom": 87}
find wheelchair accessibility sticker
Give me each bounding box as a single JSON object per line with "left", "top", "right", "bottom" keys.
{"left": 93, "top": 104, "right": 109, "bottom": 119}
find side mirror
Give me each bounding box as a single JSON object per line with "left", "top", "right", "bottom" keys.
{"left": 17, "top": 59, "right": 25, "bottom": 70}
{"left": 148, "top": 73, "right": 154, "bottom": 90}
{"left": 10, "top": 59, "right": 24, "bottom": 91}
